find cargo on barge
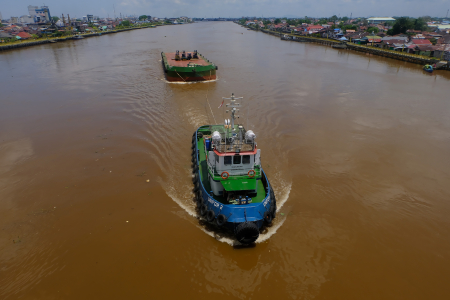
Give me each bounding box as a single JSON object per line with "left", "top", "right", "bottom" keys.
{"left": 191, "top": 94, "right": 277, "bottom": 245}
{"left": 161, "top": 50, "right": 217, "bottom": 82}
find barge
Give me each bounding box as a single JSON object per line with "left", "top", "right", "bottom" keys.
{"left": 191, "top": 94, "right": 277, "bottom": 244}
{"left": 161, "top": 50, "right": 217, "bottom": 82}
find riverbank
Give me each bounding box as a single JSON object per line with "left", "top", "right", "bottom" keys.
{"left": 0, "top": 24, "right": 166, "bottom": 52}
{"left": 246, "top": 26, "right": 450, "bottom": 71}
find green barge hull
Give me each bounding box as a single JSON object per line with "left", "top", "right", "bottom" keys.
{"left": 161, "top": 51, "right": 217, "bottom": 82}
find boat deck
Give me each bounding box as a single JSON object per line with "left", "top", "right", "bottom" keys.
{"left": 197, "top": 136, "right": 266, "bottom": 204}
{"left": 165, "top": 52, "right": 210, "bottom": 67}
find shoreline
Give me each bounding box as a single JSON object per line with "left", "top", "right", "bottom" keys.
{"left": 242, "top": 25, "right": 450, "bottom": 71}
{"left": 0, "top": 24, "right": 174, "bottom": 52}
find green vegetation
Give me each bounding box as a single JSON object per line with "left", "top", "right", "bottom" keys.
{"left": 387, "top": 17, "right": 428, "bottom": 35}
{"left": 238, "top": 18, "right": 247, "bottom": 25}
{"left": 139, "top": 15, "right": 148, "bottom": 21}
{"left": 413, "top": 18, "right": 428, "bottom": 31}
{"left": 52, "top": 16, "right": 59, "bottom": 22}
{"left": 366, "top": 26, "right": 379, "bottom": 33}
{"left": 341, "top": 24, "right": 358, "bottom": 32}
{"left": 121, "top": 20, "right": 131, "bottom": 27}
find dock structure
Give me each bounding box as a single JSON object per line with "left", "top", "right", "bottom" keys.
{"left": 255, "top": 28, "right": 450, "bottom": 71}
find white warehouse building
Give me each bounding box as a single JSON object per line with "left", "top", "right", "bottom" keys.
{"left": 367, "top": 17, "right": 396, "bottom": 24}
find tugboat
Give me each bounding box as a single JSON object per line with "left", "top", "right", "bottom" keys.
{"left": 161, "top": 50, "right": 217, "bottom": 82}
{"left": 191, "top": 94, "right": 277, "bottom": 244}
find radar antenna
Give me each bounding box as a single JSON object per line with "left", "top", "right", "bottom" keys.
{"left": 223, "top": 93, "right": 243, "bottom": 131}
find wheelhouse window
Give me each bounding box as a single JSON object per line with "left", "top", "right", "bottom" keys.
{"left": 224, "top": 156, "right": 232, "bottom": 165}
{"left": 233, "top": 155, "right": 241, "bottom": 164}
{"left": 242, "top": 155, "right": 250, "bottom": 164}
{"left": 215, "top": 154, "right": 219, "bottom": 164}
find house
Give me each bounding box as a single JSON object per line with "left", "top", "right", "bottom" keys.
{"left": 392, "top": 43, "right": 414, "bottom": 53}
{"left": 411, "top": 39, "right": 432, "bottom": 45}
{"left": 377, "top": 24, "right": 387, "bottom": 32}
{"left": 15, "top": 32, "right": 33, "bottom": 39}
{"left": 437, "top": 35, "right": 450, "bottom": 44}
{"left": 0, "top": 32, "right": 14, "bottom": 41}
{"left": 363, "top": 35, "right": 382, "bottom": 45}
{"left": 306, "top": 25, "right": 324, "bottom": 33}
{"left": 413, "top": 45, "right": 437, "bottom": 56}
{"left": 380, "top": 39, "right": 410, "bottom": 49}
{"left": 433, "top": 44, "right": 450, "bottom": 60}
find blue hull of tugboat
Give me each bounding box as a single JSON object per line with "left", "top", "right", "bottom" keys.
{"left": 192, "top": 128, "right": 276, "bottom": 244}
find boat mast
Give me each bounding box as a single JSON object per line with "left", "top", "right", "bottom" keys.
{"left": 223, "top": 93, "right": 243, "bottom": 131}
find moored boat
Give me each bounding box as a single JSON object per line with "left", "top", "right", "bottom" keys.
{"left": 423, "top": 64, "right": 433, "bottom": 73}
{"left": 72, "top": 35, "right": 84, "bottom": 40}
{"left": 161, "top": 50, "right": 217, "bottom": 82}
{"left": 191, "top": 94, "right": 276, "bottom": 244}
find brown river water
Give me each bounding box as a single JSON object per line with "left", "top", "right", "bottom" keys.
{"left": 1, "top": 22, "right": 450, "bottom": 299}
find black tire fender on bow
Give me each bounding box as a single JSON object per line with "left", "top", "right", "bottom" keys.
{"left": 216, "top": 214, "right": 227, "bottom": 226}
{"left": 263, "top": 210, "right": 273, "bottom": 225}
{"left": 196, "top": 190, "right": 203, "bottom": 203}
{"left": 192, "top": 165, "right": 198, "bottom": 174}
{"left": 235, "top": 222, "right": 259, "bottom": 244}
{"left": 206, "top": 210, "right": 215, "bottom": 222}
{"left": 200, "top": 204, "right": 208, "bottom": 216}
{"left": 271, "top": 202, "right": 277, "bottom": 219}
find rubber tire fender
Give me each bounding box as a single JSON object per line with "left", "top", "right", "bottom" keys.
{"left": 263, "top": 211, "right": 273, "bottom": 225}
{"left": 200, "top": 204, "right": 208, "bottom": 216}
{"left": 216, "top": 214, "right": 227, "bottom": 226}
{"left": 206, "top": 210, "right": 215, "bottom": 223}
{"left": 270, "top": 202, "right": 277, "bottom": 219}
{"left": 192, "top": 165, "right": 198, "bottom": 174}
{"left": 196, "top": 190, "right": 203, "bottom": 203}
{"left": 235, "top": 222, "right": 259, "bottom": 244}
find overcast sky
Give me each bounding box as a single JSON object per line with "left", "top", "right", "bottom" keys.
{"left": 1, "top": 0, "right": 449, "bottom": 19}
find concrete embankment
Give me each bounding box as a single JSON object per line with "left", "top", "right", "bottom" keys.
{"left": 251, "top": 27, "right": 450, "bottom": 70}
{"left": 0, "top": 26, "right": 152, "bottom": 52}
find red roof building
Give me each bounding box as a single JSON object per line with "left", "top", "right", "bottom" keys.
{"left": 16, "top": 32, "right": 33, "bottom": 39}
{"left": 306, "top": 25, "right": 324, "bottom": 33}
{"left": 411, "top": 39, "right": 432, "bottom": 45}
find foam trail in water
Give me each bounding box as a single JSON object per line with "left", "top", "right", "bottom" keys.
{"left": 163, "top": 172, "right": 292, "bottom": 246}
{"left": 256, "top": 217, "right": 286, "bottom": 243}
{"left": 165, "top": 78, "right": 218, "bottom": 84}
